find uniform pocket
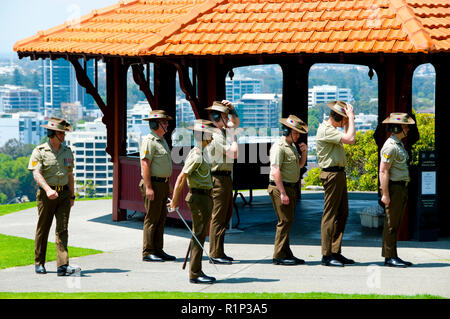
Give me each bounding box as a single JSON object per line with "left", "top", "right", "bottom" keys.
{"left": 283, "top": 153, "right": 297, "bottom": 165}
{"left": 43, "top": 158, "right": 57, "bottom": 167}
{"left": 185, "top": 192, "right": 193, "bottom": 203}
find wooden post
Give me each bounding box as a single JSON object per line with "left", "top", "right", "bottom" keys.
{"left": 154, "top": 62, "right": 177, "bottom": 147}
{"left": 375, "top": 55, "right": 415, "bottom": 240}
{"left": 280, "top": 60, "right": 311, "bottom": 130}
{"left": 432, "top": 55, "right": 450, "bottom": 236}
{"left": 106, "top": 58, "right": 128, "bottom": 222}
{"left": 280, "top": 60, "right": 311, "bottom": 200}
{"left": 197, "top": 57, "right": 227, "bottom": 117}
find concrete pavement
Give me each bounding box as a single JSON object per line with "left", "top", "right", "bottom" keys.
{"left": 0, "top": 192, "right": 449, "bottom": 298}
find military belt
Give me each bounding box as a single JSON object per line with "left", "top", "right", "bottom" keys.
{"left": 269, "top": 181, "right": 297, "bottom": 188}
{"left": 41, "top": 185, "right": 69, "bottom": 192}
{"left": 190, "top": 188, "right": 212, "bottom": 195}
{"left": 322, "top": 166, "right": 345, "bottom": 172}
{"left": 151, "top": 176, "right": 170, "bottom": 183}
{"left": 389, "top": 180, "right": 409, "bottom": 187}
{"left": 211, "top": 170, "right": 232, "bottom": 177}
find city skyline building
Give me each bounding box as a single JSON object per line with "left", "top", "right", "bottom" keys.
{"left": 41, "top": 58, "right": 95, "bottom": 116}
{"left": 308, "top": 85, "right": 353, "bottom": 107}
{"left": 0, "top": 111, "right": 45, "bottom": 146}
{"left": 226, "top": 78, "right": 262, "bottom": 103}
{"left": 0, "top": 84, "right": 41, "bottom": 113}
{"left": 235, "top": 93, "right": 281, "bottom": 129}
{"left": 66, "top": 118, "right": 140, "bottom": 197}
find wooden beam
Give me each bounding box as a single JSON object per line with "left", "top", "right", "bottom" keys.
{"left": 173, "top": 62, "right": 201, "bottom": 119}
{"left": 131, "top": 63, "right": 156, "bottom": 110}
{"left": 69, "top": 57, "right": 107, "bottom": 114}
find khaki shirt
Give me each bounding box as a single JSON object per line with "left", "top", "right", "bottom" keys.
{"left": 381, "top": 135, "right": 410, "bottom": 182}
{"left": 182, "top": 146, "right": 213, "bottom": 190}
{"left": 269, "top": 136, "right": 301, "bottom": 183}
{"left": 140, "top": 131, "right": 172, "bottom": 178}
{"left": 208, "top": 129, "right": 233, "bottom": 172}
{"left": 316, "top": 121, "right": 346, "bottom": 169}
{"left": 28, "top": 142, "right": 74, "bottom": 186}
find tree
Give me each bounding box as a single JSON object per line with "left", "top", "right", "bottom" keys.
{"left": 303, "top": 167, "right": 322, "bottom": 189}
{"left": 344, "top": 130, "right": 378, "bottom": 191}
{"left": 411, "top": 112, "right": 435, "bottom": 166}
{"left": 0, "top": 152, "right": 36, "bottom": 202}
{"left": 0, "top": 139, "right": 35, "bottom": 160}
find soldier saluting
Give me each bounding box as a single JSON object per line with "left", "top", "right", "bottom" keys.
{"left": 206, "top": 100, "right": 239, "bottom": 265}
{"left": 28, "top": 117, "right": 80, "bottom": 276}
{"left": 316, "top": 101, "right": 356, "bottom": 267}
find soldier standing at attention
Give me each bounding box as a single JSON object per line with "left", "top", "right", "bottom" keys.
{"left": 268, "top": 115, "right": 308, "bottom": 266}
{"left": 170, "top": 120, "right": 219, "bottom": 284}
{"left": 140, "top": 110, "right": 176, "bottom": 262}
{"left": 379, "top": 113, "right": 415, "bottom": 268}
{"left": 28, "top": 117, "right": 80, "bottom": 276}
{"left": 206, "top": 100, "right": 240, "bottom": 265}
{"left": 316, "top": 101, "right": 356, "bottom": 267}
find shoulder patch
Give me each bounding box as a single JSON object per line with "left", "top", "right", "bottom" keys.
{"left": 383, "top": 153, "right": 391, "bottom": 160}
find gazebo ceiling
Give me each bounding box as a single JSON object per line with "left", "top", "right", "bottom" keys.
{"left": 14, "top": 0, "right": 450, "bottom": 57}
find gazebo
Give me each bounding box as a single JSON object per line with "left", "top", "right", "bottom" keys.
{"left": 14, "top": 0, "right": 450, "bottom": 236}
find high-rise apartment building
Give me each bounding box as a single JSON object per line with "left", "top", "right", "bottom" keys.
{"left": 235, "top": 93, "right": 281, "bottom": 129}
{"left": 0, "top": 85, "right": 41, "bottom": 113}
{"left": 66, "top": 119, "right": 140, "bottom": 197}
{"left": 308, "top": 85, "right": 353, "bottom": 107}
{"left": 0, "top": 112, "right": 45, "bottom": 146}
{"left": 176, "top": 98, "right": 195, "bottom": 127}
{"left": 226, "top": 78, "right": 262, "bottom": 103}
{"left": 41, "top": 59, "right": 95, "bottom": 116}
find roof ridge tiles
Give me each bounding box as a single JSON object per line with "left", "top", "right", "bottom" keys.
{"left": 137, "top": 0, "right": 227, "bottom": 54}
{"left": 389, "top": 0, "right": 435, "bottom": 50}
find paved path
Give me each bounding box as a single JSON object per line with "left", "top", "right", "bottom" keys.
{"left": 1, "top": 193, "right": 449, "bottom": 298}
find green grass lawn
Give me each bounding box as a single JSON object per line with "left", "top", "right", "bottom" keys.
{"left": 0, "top": 292, "right": 443, "bottom": 299}
{"left": 0, "top": 202, "right": 37, "bottom": 217}
{"left": 0, "top": 233, "right": 102, "bottom": 270}
{"left": 0, "top": 198, "right": 112, "bottom": 217}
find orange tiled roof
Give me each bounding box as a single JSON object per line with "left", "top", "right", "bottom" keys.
{"left": 14, "top": 0, "right": 450, "bottom": 56}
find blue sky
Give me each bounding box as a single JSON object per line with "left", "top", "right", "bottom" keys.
{"left": 1, "top": 0, "right": 117, "bottom": 54}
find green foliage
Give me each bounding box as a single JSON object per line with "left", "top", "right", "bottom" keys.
{"left": 344, "top": 130, "right": 379, "bottom": 191}
{"left": 75, "top": 180, "right": 97, "bottom": 198}
{"left": 411, "top": 112, "right": 435, "bottom": 166}
{"left": 304, "top": 131, "right": 379, "bottom": 191}
{"left": 303, "top": 167, "right": 322, "bottom": 188}
{"left": 0, "top": 141, "right": 36, "bottom": 203}
{"left": 0, "top": 139, "right": 35, "bottom": 160}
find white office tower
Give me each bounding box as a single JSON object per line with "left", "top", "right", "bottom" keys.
{"left": 0, "top": 112, "right": 45, "bottom": 147}
{"left": 66, "top": 119, "right": 141, "bottom": 197}
{"left": 308, "top": 85, "right": 353, "bottom": 107}
{"left": 0, "top": 85, "right": 41, "bottom": 113}
{"left": 226, "top": 78, "right": 262, "bottom": 103}
{"left": 235, "top": 93, "right": 281, "bottom": 129}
